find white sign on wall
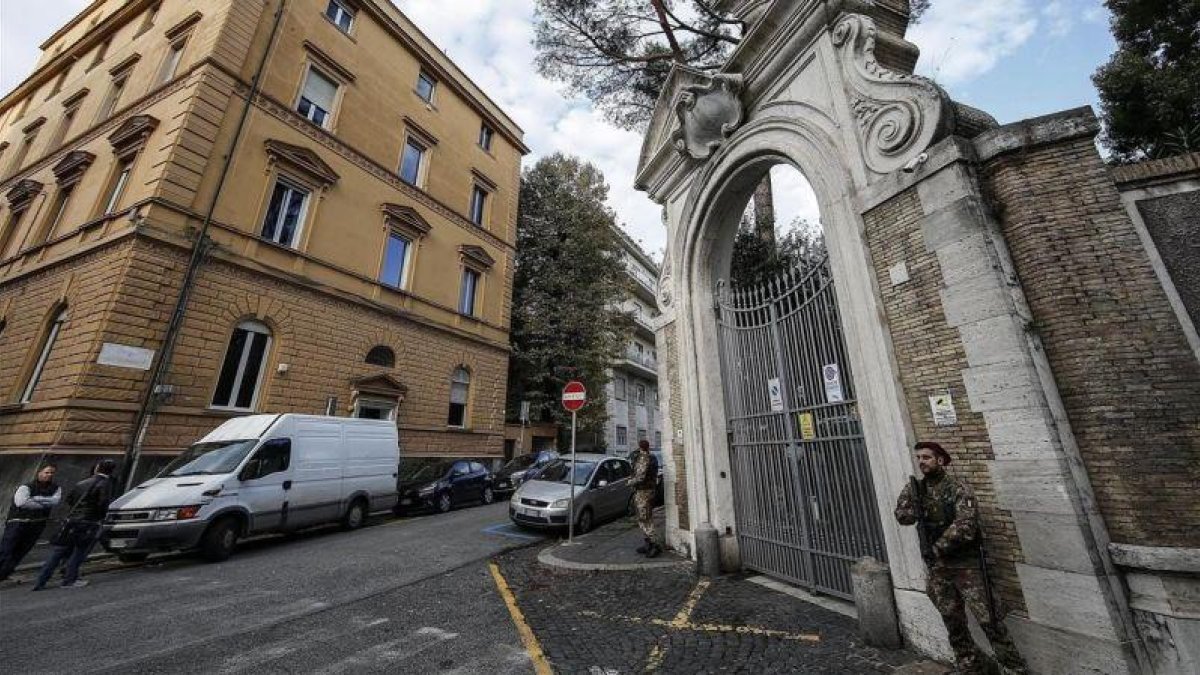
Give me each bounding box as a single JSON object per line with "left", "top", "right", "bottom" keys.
{"left": 767, "top": 377, "right": 784, "bottom": 412}
{"left": 930, "top": 392, "right": 958, "bottom": 427}
{"left": 97, "top": 343, "right": 155, "bottom": 370}
{"left": 822, "top": 364, "right": 844, "bottom": 403}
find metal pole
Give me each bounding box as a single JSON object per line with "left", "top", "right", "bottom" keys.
{"left": 568, "top": 410, "right": 577, "bottom": 542}
{"left": 518, "top": 420, "right": 526, "bottom": 455}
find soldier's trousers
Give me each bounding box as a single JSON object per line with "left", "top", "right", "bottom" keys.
{"left": 928, "top": 565, "right": 1027, "bottom": 674}
{"left": 635, "top": 489, "right": 656, "bottom": 541}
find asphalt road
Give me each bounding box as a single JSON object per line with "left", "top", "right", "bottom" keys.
{"left": 0, "top": 503, "right": 545, "bottom": 674}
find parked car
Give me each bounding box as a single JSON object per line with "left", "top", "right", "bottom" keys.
{"left": 395, "top": 458, "right": 496, "bottom": 514}
{"left": 493, "top": 450, "right": 559, "bottom": 498}
{"left": 509, "top": 454, "right": 634, "bottom": 534}
{"left": 103, "top": 414, "right": 399, "bottom": 562}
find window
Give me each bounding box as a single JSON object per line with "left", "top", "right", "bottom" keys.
{"left": 325, "top": 0, "right": 355, "bottom": 33}
{"left": 616, "top": 425, "right": 628, "bottom": 447}
{"left": 470, "top": 461, "right": 486, "bottom": 474}
{"left": 21, "top": 308, "right": 67, "bottom": 403}
{"left": 614, "top": 376, "right": 626, "bottom": 401}
{"left": 447, "top": 367, "right": 470, "bottom": 427}
{"left": 399, "top": 137, "right": 426, "bottom": 186}
{"left": 12, "top": 97, "right": 32, "bottom": 124}
{"left": 243, "top": 439, "right": 290, "bottom": 480}
{"left": 379, "top": 231, "right": 412, "bottom": 289}
{"left": 354, "top": 397, "right": 397, "bottom": 420}
{"left": 211, "top": 320, "right": 272, "bottom": 410}
{"left": 37, "top": 185, "right": 74, "bottom": 246}
{"left": 138, "top": 4, "right": 161, "bottom": 35}
{"left": 48, "top": 104, "right": 79, "bottom": 150}
{"left": 478, "top": 124, "right": 494, "bottom": 151}
{"left": 103, "top": 160, "right": 133, "bottom": 215}
{"left": 611, "top": 460, "right": 631, "bottom": 481}
{"left": 6, "top": 132, "right": 36, "bottom": 177}
{"left": 158, "top": 39, "right": 186, "bottom": 84}
{"left": 260, "top": 178, "right": 309, "bottom": 247}
{"left": 48, "top": 69, "right": 69, "bottom": 98}
{"left": 297, "top": 67, "right": 338, "bottom": 128}
{"left": 90, "top": 39, "right": 111, "bottom": 70}
{"left": 459, "top": 268, "right": 480, "bottom": 316}
{"left": 655, "top": 431, "right": 662, "bottom": 448}
{"left": 469, "top": 185, "right": 488, "bottom": 226}
{"left": 99, "top": 70, "right": 130, "bottom": 121}
{"left": 636, "top": 384, "right": 646, "bottom": 406}
{"left": 365, "top": 345, "right": 396, "bottom": 368}
{"left": 0, "top": 208, "right": 29, "bottom": 258}
{"left": 415, "top": 71, "right": 436, "bottom": 103}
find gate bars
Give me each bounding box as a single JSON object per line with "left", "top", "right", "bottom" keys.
{"left": 717, "top": 256, "right": 888, "bottom": 599}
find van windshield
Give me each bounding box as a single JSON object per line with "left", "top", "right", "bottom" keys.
{"left": 161, "top": 440, "right": 258, "bottom": 477}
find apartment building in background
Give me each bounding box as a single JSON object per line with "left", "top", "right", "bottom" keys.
{"left": 0, "top": 0, "right": 527, "bottom": 504}
{"left": 604, "top": 228, "right": 662, "bottom": 455}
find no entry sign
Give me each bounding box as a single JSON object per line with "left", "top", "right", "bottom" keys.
{"left": 561, "top": 380, "right": 587, "bottom": 412}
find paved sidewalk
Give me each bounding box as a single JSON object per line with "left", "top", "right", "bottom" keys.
{"left": 539, "top": 509, "right": 686, "bottom": 571}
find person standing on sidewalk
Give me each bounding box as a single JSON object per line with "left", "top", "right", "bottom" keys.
{"left": 894, "top": 442, "right": 1028, "bottom": 675}
{"left": 0, "top": 462, "right": 62, "bottom": 581}
{"left": 32, "top": 459, "right": 116, "bottom": 591}
{"left": 631, "top": 440, "right": 661, "bottom": 558}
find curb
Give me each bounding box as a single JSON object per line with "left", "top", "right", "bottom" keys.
{"left": 537, "top": 544, "right": 688, "bottom": 571}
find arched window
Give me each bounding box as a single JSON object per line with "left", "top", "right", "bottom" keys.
{"left": 21, "top": 307, "right": 68, "bottom": 403}
{"left": 447, "top": 367, "right": 470, "bottom": 428}
{"left": 365, "top": 345, "right": 395, "bottom": 368}
{"left": 211, "top": 320, "right": 272, "bottom": 410}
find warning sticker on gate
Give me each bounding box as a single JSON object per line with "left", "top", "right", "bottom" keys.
{"left": 767, "top": 377, "right": 784, "bottom": 412}
{"left": 822, "top": 364, "right": 844, "bottom": 403}
{"left": 798, "top": 412, "right": 816, "bottom": 440}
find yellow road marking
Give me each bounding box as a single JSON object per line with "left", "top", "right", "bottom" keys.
{"left": 669, "top": 579, "right": 710, "bottom": 628}
{"left": 644, "top": 643, "right": 666, "bottom": 673}
{"left": 489, "top": 562, "right": 553, "bottom": 675}
{"left": 586, "top": 609, "right": 822, "bottom": 642}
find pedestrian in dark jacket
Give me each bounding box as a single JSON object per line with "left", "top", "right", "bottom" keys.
{"left": 0, "top": 462, "right": 62, "bottom": 580}
{"left": 32, "top": 459, "right": 116, "bottom": 590}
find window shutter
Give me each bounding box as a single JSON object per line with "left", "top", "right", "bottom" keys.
{"left": 303, "top": 69, "right": 338, "bottom": 110}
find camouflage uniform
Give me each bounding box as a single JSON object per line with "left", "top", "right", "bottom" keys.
{"left": 895, "top": 469, "right": 1028, "bottom": 675}
{"left": 630, "top": 448, "right": 657, "bottom": 541}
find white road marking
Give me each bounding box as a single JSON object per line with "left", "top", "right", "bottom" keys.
{"left": 313, "top": 627, "right": 459, "bottom": 675}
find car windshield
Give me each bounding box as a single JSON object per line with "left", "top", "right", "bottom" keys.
{"left": 503, "top": 455, "right": 536, "bottom": 472}
{"left": 160, "top": 440, "right": 258, "bottom": 477}
{"left": 399, "top": 458, "right": 452, "bottom": 483}
{"left": 537, "top": 460, "right": 596, "bottom": 486}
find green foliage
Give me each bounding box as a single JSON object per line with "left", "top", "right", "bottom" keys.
{"left": 1093, "top": 0, "right": 1200, "bottom": 161}
{"left": 730, "top": 219, "right": 827, "bottom": 290}
{"left": 508, "top": 154, "right": 631, "bottom": 444}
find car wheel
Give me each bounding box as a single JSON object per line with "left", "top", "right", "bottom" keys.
{"left": 117, "top": 552, "right": 149, "bottom": 564}
{"left": 436, "top": 493, "right": 453, "bottom": 514}
{"left": 342, "top": 499, "right": 368, "bottom": 530}
{"left": 200, "top": 517, "right": 239, "bottom": 562}
{"left": 482, "top": 487, "right": 495, "bottom": 505}
{"left": 576, "top": 508, "right": 594, "bottom": 535}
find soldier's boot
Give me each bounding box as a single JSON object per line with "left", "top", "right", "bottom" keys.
{"left": 636, "top": 539, "right": 650, "bottom": 555}
{"left": 647, "top": 541, "right": 662, "bottom": 558}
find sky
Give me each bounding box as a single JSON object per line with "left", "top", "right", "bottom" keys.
{"left": 0, "top": 1, "right": 1116, "bottom": 260}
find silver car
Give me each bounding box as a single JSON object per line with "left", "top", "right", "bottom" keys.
{"left": 508, "top": 453, "right": 634, "bottom": 534}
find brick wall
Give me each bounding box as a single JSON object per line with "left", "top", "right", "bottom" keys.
{"left": 982, "top": 138, "right": 1200, "bottom": 548}
{"left": 863, "top": 188, "right": 1026, "bottom": 614}
{"left": 662, "top": 322, "right": 690, "bottom": 531}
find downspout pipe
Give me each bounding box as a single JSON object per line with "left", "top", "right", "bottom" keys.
{"left": 120, "top": 0, "right": 287, "bottom": 490}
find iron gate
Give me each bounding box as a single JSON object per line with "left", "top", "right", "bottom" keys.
{"left": 718, "top": 257, "right": 887, "bottom": 599}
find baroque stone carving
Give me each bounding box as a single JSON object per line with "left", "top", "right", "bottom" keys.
{"left": 657, "top": 246, "right": 674, "bottom": 309}
{"left": 830, "top": 14, "right": 951, "bottom": 175}
{"left": 672, "top": 72, "right": 745, "bottom": 160}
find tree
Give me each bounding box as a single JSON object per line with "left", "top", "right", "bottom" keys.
{"left": 729, "top": 217, "right": 827, "bottom": 290}
{"left": 1093, "top": 0, "right": 1200, "bottom": 161}
{"left": 508, "top": 154, "right": 631, "bottom": 448}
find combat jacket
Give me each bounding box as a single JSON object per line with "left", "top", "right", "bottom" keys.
{"left": 631, "top": 450, "right": 656, "bottom": 491}
{"left": 895, "top": 471, "right": 980, "bottom": 569}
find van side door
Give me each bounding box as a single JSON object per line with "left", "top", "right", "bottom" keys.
{"left": 238, "top": 439, "right": 292, "bottom": 533}
{"left": 288, "top": 419, "right": 344, "bottom": 528}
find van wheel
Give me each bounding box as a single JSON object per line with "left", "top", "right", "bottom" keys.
{"left": 576, "top": 508, "right": 594, "bottom": 535}
{"left": 342, "top": 499, "right": 368, "bottom": 530}
{"left": 482, "top": 487, "right": 495, "bottom": 505}
{"left": 200, "top": 518, "right": 239, "bottom": 562}
{"left": 436, "top": 493, "right": 453, "bottom": 514}
{"left": 118, "top": 552, "right": 149, "bottom": 564}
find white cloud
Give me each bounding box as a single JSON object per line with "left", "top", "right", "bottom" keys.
{"left": 909, "top": 1, "right": 1039, "bottom": 85}
{"left": 0, "top": 1, "right": 90, "bottom": 94}
{"left": 1042, "top": 1, "right": 1074, "bottom": 37}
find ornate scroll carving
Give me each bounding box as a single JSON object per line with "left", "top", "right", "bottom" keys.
{"left": 831, "top": 14, "right": 951, "bottom": 175}
{"left": 672, "top": 73, "right": 745, "bottom": 160}
{"left": 658, "top": 245, "right": 674, "bottom": 309}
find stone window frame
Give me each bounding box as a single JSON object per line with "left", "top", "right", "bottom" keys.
{"left": 96, "top": 114, "right": 158, "bottom": 219}
{"left": 135, "top": 3, "right": 162, "bottom": 38}
{"left": 456, "top": 245, "right": 495, "bottom": 319}
{"left": 636, "top": 383, "right": 646, "bottom": 406}
{"left": 256, "top": 140, "right": 339, "bottom": 253}
{"left": 478, "top": 123, "right": 495, "bottom": 152}
{"left": 95, "top": 54, "right": 140, "bottom": 124}
{"left": 209, "top": 319, "right": 274, "bottom": 412}
{"left": 365, "top": 345, "right": 396, "bottom": 368}
{"left": 0, "top": 179, "right": 44, "bottom": 260}
{"left": 446, "top": 365, "right": 472, "bottom": 429}
{"left": 4, "top": 117, "right": 45, "bottom": 180}
{"left": 377, "top": 203, "right": 431, "bottom": 291}
{"left": 15, "top": 304, "right": 69, "bottom": 405}
{"left": 614, "top": 376, "right": 627, "bottom": 401}
{"left": 398, "top": 118, "right": 437, "bottom": 189}
{"left": 47, "top": 88, "right": 89, "bottom": 152}
{"left": 293, "top": 42, "right": 355, "bottom": 132}
{"left": 156, "top": 13, "right": 202, "bottom": 86}
{"left": 468, "top": 169, "right": 496, "bottom": 229}
{"left": 415, "top": 70, "right": 437, "bottom": 106}
{"left": 323, "top": 0, "right": 357, "bottom": 36}
{"left": 27, "top": 151, "right": 96, "bottom": 250}
{"left": 615, "top": 425, "right": 628, "bottom": 447}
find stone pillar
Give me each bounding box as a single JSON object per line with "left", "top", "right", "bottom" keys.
{"left": 852, "top": 557, "right": 904, "bottom": 649}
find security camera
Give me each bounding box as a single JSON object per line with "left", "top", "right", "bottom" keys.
{"left": 901, "top": 153, "right": 929, "bottom": 174}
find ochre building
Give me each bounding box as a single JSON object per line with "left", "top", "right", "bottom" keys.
{"left": 0, "top": 0, "right": 527, "bottom": 501}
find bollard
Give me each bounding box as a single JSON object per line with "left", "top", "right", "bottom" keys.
{"left": 695, "top": 522, "right": 721, "bottom": 577}
{"left": 851, "top": 556, "right": 903, "bottom": 649}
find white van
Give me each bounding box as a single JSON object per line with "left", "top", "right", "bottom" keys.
{"left": 103, "top": 414, "right": 399, "bottom": 562}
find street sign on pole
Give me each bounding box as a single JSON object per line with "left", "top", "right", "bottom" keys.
{"left": 562, "top": 381, "right": 586, "bottom": 542}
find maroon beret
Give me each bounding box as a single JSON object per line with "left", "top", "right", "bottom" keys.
{"left": 914, "top": 441, "right": 952, "bottom": 465}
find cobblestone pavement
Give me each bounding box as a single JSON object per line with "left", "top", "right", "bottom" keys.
{"left": 495, "top": 545, "right": 930, "bottom": 674}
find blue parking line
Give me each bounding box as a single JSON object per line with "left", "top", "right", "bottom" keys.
{"left": 483, "top": 523, "right": 541, "bottom": 541}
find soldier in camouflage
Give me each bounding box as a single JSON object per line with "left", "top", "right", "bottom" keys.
{"left": 630, "top": 439, "right": 661, "bottom": 558}
{"left": 895, "top": 442, "right": 1028, "bottom": 675}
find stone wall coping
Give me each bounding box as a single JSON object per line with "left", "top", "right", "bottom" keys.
{"left": 1110, "top": 151, "right": 1200, "bottom": 189}
{"left": 1109, "top": 543, "right": 1200, "bottom": 574}
{"left": 973, "top": 106, "right": 1100, "bottom": 164}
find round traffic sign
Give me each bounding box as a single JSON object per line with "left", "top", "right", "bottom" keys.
{"left": 561, "top": 380, "right": 587, "bottom": 412}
